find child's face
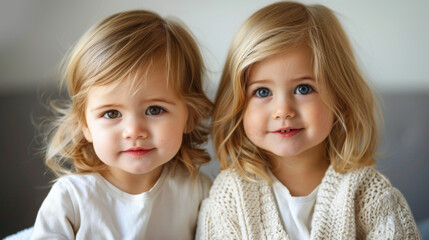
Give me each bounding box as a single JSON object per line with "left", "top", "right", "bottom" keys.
{"left": 243, "top": 46, "right": 334, "bottom": 163}
{"left": 82, "top": 60, "right": 188, "bottom": 181}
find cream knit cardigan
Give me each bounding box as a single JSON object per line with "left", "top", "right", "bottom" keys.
{"left": 196, "top": 165, "right": 421, "bottom": 239}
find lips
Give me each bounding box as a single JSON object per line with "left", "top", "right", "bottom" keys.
{"left": 273, "top": 127, "right": 302, "bottom": 137}
{"left": 121, "top": 147, "right": 153, "bottom": 156}
{"left": 279, "top": 129, "right": 294, "bottom": 133}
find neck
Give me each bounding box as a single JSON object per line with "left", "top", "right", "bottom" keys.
{"left": 269, "top": 144, "right": 329, "bottom": 196}
{"left": 100, "top": 165, "right": 163, "bottom": 195}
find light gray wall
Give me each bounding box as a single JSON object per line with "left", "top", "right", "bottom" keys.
{"left": 1, "top": 0, "right": 429, "bottom": 94}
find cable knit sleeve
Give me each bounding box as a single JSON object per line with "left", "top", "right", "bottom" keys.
{"left": 356, "top": 169, "right": 421, "bottom": 240}
{"left": 196, "top": 198, "right": 242, "bottom": 239}
{"left": 196, "top": 170, "right": 242, "bottom": 240}
{"left": 364, "top": 188, "right": 421, "bottom": 239}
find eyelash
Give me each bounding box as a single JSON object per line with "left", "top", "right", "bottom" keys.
{"left": 101, "top": 105, "right": 166, "bottom": 119}
{"left": 102, "top": 110, "right": 122, "bottom": 119}
{"left": 254, "top": 87, "right": 272, "bottom": 98}
{"left": 145, "top": 106, "right": 165, "bottom": 115}
{"left": 294, "top": 84, "right": 314, "bottom": 95}
{"left": 252, "top": 84, "right": 314, "bottom": 97}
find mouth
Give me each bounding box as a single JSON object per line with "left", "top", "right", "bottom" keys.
{"left": 278, "top": 129, "right": 295, "bottom": 133}
{"left": 121, "top": 147, "right": 154, "bottom": 156}
{"left": 273, "top": 128, "right": 302, "bottom": 137}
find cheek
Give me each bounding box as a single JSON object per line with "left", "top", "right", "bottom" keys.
{"left": 155, "top": 122, "right": 184, "bottom": 150}
{"left": 89, "top": 125, "right": 110, "bottom": 140}
{"left": 91, "top": 131, "right": 112, "bottom": 150}
{"left": 243, "top": 105, "right": 264, "bottom": 138}
{"left": 87, "top": 125, "right": 117, "bottom": 152}
{"left": 242, "top": 109, "right": 252, "bottom": 136}
{"left": 312, "top": 104, "right": 334, "bottom": 133}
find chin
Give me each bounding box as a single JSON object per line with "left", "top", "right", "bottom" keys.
{"left": 274, "top": 153, "right": 298, "bottom": 158}
{"left": 270, "top": 149, "right": 303, "bottom": 158}
{"left": 132, "top": 165, "right": 163, "bottom": 175}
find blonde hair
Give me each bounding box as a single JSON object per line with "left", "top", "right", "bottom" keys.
{"left": 212, "top": 1, "right": 381, "bottom": 181}
{"left": 45, "top": 10, "right": 212, "bottom": 178}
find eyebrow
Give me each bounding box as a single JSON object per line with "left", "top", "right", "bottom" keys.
{"left": 147, "top": 98, "right": 177, "bottom": 106}
{"left": 247, "top": 79, "right": 271, "bottom": 86}
{"left": 247, "top": 76, "right": 315, "bottom": 86}
{"left": 90, "top": 104, "right": 122, "bottom": 113}
{"left": 89, "top": 98, "right": 177, "bottom": 112}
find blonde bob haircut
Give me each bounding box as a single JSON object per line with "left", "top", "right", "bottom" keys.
{"left": 45, "top": 10, "right": 212, "bottom": 178}
{"left": 212, "top": 1, "right": 381, "bottom": 181}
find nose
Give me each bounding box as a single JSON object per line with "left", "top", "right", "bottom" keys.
{"left": 272, "top": 96, "right": 295, "bottom": 120}
{"left": 122, "top": 117, "right": 149, "bottom": 140}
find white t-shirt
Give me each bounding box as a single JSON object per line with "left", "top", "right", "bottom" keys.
{"left": 270, "top": 171, "right": 319, "bottom": 240}
{"left": 31, "top": 163, "right": 212, "bottom": 240}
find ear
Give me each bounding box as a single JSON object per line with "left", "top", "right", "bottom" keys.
{"left": 82, "top": 125, "right": 93, "bottom": 143}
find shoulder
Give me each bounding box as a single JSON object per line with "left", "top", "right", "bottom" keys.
{"left": 197, "top": 168, "right": 283, "bottom": 239}
{"left": 197, "top": 171, "right": 212, "bottom": 197}
{"left": 318, "top": 166, "right": 398, "bottom": 218}
{"left": 53, "top": 173, "right": 101, "bottom": 193}
{"left": 209, "top": 168, "right": 248, "bottom": 198}
{"left": 35, "top": 174, "right": 100, "bottom": 229}
{"left": 168, "top": 163, "right": 211, "bottom": 185}
{"left": 322, "top": 165, "right": 392, "bottom": 194}
{"left": 197, "top": 168, "right": 249, "bottom": 235}
{"left": 349, "top": 168, "right": 421, "bottom": 238}
{"left": 196, "top": 169, "right": 246, "bottom": 239}
{"left": 51, "top": 173, "right": 96, "bottom": 189}
{"left": 340, "top": 167, "right": 400, "bottom": 207}
{"left": 352, "top": 166, "right": 392, "bottom": 187}
{"left": 346, "top": 166, "right": 407, "bottom": 207}
{"left": 45, "top": 173, "right": 108, "bottom": 208}
{"left": 202, "top": 168, "right": 241, "bottom": 206}
{"left": 193, "top": 168, "right": 213, "bottom": 198}
{"left": 205, "top": 168, "right": 269, "bottom": 208}
{"left": 165, "top": 163, "right": 213, "bottom": 197}
{"left": 340, "top": 167, "right": 412, "bottom": 220}
{"left": 314, "top": 166, "right": 420, "bottom": 239}
{"left": 211, "top": 168, "right": 239, "bottom": 186}
{"left": 346, "top": 167, "right": 394, "bottom": 201}
{"left": 211, "top": 167, "right": 251, "bottom": 187}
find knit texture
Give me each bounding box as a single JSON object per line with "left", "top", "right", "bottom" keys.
{"left": 196, "top": 165, "right": 421, "bottom": 240}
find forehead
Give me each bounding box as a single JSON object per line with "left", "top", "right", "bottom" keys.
{"left": 248, "top": 46, "right": 313, "bottom": 83}
{"left": 87, "top": 60, "right": 175, "bottom": 100}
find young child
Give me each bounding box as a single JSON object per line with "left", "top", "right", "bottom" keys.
{"left": 197, "top": 1, "right": 421, "bottom": 239}
{"left": 32, "top": 10, "right": 213, "bottom": 239}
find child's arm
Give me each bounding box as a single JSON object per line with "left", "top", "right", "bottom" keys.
{"left": 360, "top": 187, "right": 421, "bottom": 239}
{"left": 196, "top": 198, "right": 242, "bottom": 239}
{"left": 31, "top": 180, "right": 76, "bottom": 239}
{"left": 195, "top": 170, "right": 244, "bottom": 240}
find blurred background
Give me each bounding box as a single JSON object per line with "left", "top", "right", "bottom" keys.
{"left": 1, "top": 0, "right": 428, "bottom": 238}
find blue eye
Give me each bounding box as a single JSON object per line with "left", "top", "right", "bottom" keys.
{"left": 255, "top": 88, "right": 272, "bottom": 98}
{"left": 103, "top": 110, "right": 122, "bottom": 119}
{"left": 295, "top": 84, "right": 313, "bottom": 95}
{"left": 146, "top": 106, "right": 165, "bottom": 115}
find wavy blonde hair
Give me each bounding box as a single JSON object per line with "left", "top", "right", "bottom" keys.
{"left": 212, "top": 1, "right": 381, "bottom": 181}
{"left": 45, "top": 10, "right": 212, "bottom": 179}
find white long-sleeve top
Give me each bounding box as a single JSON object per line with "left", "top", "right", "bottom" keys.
{"left": 197, "top": 165, "right": 421, "bottom": 240}
{"left": 32, "top": 164, "right": 211, "bottom": 240}
{"left": 270, "top": 170, "right": 319, "bottom": 240}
